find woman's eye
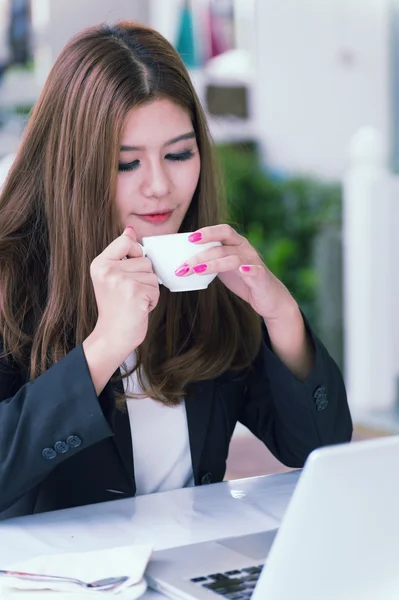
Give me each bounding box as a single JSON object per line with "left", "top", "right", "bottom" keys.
{"left": 166, "top": 150, "right": 194, "bottom": 162}
{"left": 118, "top": 150, "right": 194, "bottom": 172}
{"left": 118, "top": 160, "right": 140, "bottom": 172}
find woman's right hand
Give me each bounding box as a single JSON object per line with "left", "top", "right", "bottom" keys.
{"left": 91, "top": 225, "right": 160, "bottom": 355}
{"left": 82, "top": 227, "right": 160, "bottom": 394}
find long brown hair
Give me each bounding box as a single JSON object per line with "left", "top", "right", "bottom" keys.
{"left": 0, "top": 21, "right": 262, "bottom": 405}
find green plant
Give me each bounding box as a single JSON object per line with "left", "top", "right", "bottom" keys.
{"left": 216, "top": 144, "right": 342, "bottom": 325}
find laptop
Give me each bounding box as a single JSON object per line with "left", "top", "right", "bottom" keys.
{"left": 146, "top": 435, "right": 399, "bottom": 600}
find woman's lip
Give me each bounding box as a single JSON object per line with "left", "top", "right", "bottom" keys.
{"left": 138, "top": 211, "right": 173, "bottom": 224}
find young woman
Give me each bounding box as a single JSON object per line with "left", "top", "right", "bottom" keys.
{"left": 0, "top": 21, "right": 352, "bottom": 519}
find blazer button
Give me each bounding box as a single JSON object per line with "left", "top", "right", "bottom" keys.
{"left": 201, "top": 472, "right": 212, "bottom": 485}
{"left": 313, "top": 386, "right": 328, "bottom": 411}
{"left": 66, "top": 435, "right": 82, "bottom": 448}
{"left": 313, "top": 385, "right": 328, "bottom": 410}
{"left": 316, "top": 398, "right": 328, "bottom": 411}
{"left": 54, "top": 440, "right": 69, "bottom": 454}
{"left": 313, "top": 386, "right": 326, "bottom": 400}
{"left": 42, "top": 447, "right": 57, "bottom": 460}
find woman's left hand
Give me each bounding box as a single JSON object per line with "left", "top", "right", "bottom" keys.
{"left": 176, "top": 225, "right": 297, "bottom": 320}
{"left": 177, "top": 224, "right": 315, "bottom": 380}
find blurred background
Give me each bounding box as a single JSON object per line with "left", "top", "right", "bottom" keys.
{"left": 0, "top": 0, "right": 398, "bottom": 477}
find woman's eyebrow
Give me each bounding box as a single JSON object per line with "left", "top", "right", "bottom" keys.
{"left": 120, "top": 131, "right": 195, "bottom": 152}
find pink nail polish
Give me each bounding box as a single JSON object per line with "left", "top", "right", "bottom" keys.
{"left": 193, "top": 263, "right": 207, "bottom": 274}
{"left": 240, "top": 265, "right": 251, "bottom": 272}
{"left": 188, "top": 232, "right": 202, "bottom": 243}
{"left": 175, "top": 264, "right": 190, "bottom": 277}
{"left": 125, "top": 226, "right": 134, "bottom": 231}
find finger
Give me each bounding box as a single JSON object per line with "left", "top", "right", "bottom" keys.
{"left": 146, "top": 288, "right": 160, "bottom": 312}
{"left": 125, "top": 271, "right": 159, "bottom": 288}
{"left": 134, "top": 273, "right": 159, "bottom": 289}
{"left": 178, "top": 255, "right": 243, "bottom": 277}
{"left": 118, "top": 257, "right": 154, "bottom": 274}
{"left": 136, "top": 281, "right": 160, "bottom": 312}
{"left": 188, "top": 224, "right": 246, "bottom": 247}
{"left": 128, "top": 286, "right": 160, "bottom": 313}
{"left": 102, "top": 226, "right": 143, "bottom": 261}
{"left": 238, "top": 264, "right": 266, "bottom": 280}
{"left": 120, "top": 274, "right": 160, "bottom": 311}
{"left": 182, "top": 245, "right": 238, "bottom": 269}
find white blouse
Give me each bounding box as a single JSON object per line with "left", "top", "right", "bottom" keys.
{"left": 122, "top": 353, "right": 195, "bottom": 496}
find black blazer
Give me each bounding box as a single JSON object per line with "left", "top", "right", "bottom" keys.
{"left": 0, "top": 321, "right": 352, "bottom": 519}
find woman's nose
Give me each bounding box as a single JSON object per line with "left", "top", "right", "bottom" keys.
{"left": 141, "top": 161, "right": 171, "bottom": 199}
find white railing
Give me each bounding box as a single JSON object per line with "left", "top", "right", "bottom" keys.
{"left": 343, "top": 127, "right": 399, "bottom": 417}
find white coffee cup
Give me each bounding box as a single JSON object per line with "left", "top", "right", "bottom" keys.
{"left": 139, "top": 232, "right": 222, "bottom": 292}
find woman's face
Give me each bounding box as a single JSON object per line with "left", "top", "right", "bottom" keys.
{"left": 115, "top": 98, "right": 201, "bottom": 242}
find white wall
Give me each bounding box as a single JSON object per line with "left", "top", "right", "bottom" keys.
{"left": 0, "top": 0, "right": 151, "bottom": 108}
{"left": 39, "top": 0, "right": 150, "bottom": 64}
{"left": 255, "top": 0, "right": 391, "bottom": 180}
{"left": 149, "top": 0, "right": 183, "bottom": 43}
{"left": 0, "top": 0, "right": 9, "bottom": 61}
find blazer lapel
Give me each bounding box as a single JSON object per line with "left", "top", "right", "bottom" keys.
{"left": 185, "top": 380, "right": 215, "bottom": 483}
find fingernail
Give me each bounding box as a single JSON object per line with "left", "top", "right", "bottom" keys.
{"left": 188, "top": 232, "right": 202, "bottom": 243}
{"left": 175, "top": 264, "right": 190, "bottom": 277}
{"left": 240, "top": 265, "right": 251, "bottom": 272}
{"left": 125, "top": 226, "right": 134, "bottom": 231}
{"left": 193, "top": 263, "right": 207, "bottom": 274}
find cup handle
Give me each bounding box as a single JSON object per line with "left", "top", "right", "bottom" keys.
{"left": 138, "top": 244, "right": 163, "bottom": 286}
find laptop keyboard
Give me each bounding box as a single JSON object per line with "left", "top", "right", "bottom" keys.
{"left": 189, "top": 565, "right": 263, "bottom": 599}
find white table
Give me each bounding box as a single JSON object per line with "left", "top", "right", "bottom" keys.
{"left": 0, "top": 470, "right": 301, "bottom": 599}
